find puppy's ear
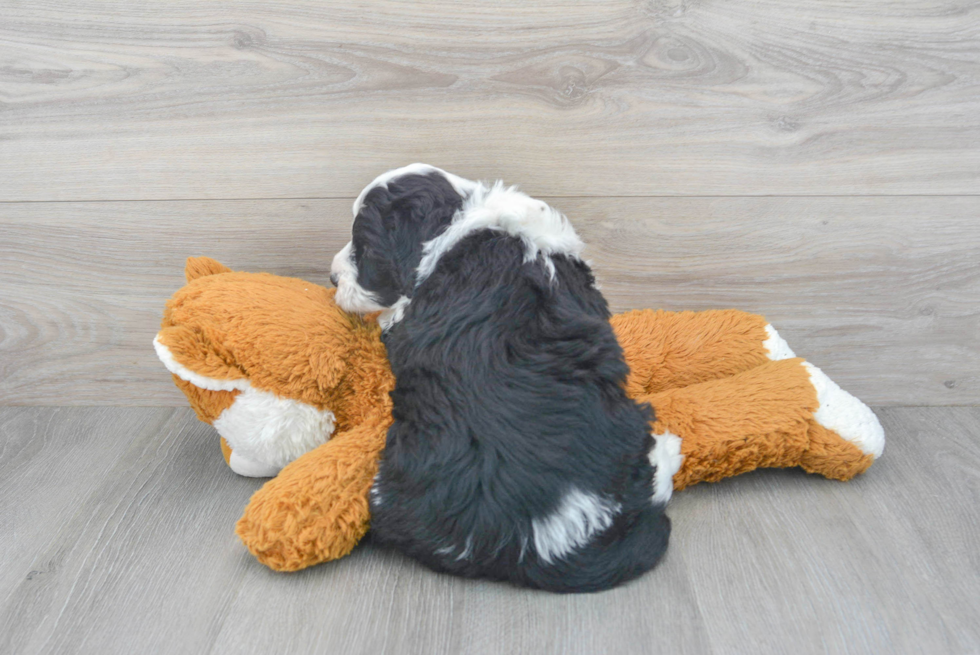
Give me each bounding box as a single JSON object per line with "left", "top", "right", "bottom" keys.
{"left": 352, "top": 172, "right": 466, "bottom": 305}
{"left": 386, "top": 175, "right": 461, "bottom": 271}
{"left": 351, "top": 197, "right": 407, "bottom": 306}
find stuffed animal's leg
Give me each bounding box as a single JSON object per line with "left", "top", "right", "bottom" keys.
{"left": 235, "top": 417, "right": 390, "bottom": 571}
{"left": 640, "top": 358, "right": 883, "bottom": 494}
{"left": 797, "top": 363, "right": 884, "bottom": 480}
{"left": 613, "top": 309, "right": 791, "bottom": 397}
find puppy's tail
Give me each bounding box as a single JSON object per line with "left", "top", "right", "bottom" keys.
{"left": 525, "top": 505, "right": 670, "bottom": 593}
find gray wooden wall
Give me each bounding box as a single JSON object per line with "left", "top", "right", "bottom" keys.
{"left": 2, "top": 0, "right": 978, "bottom": 406}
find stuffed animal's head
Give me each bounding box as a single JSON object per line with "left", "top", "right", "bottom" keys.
{"left": 155, "top": 258, "right": 392, "bottom": 477}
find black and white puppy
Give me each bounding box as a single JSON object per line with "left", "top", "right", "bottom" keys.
{"left": 331, "top": 164, "right": 681, "bottom": 593}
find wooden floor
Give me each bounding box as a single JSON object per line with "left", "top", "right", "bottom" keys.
{"left": 0, "top": 406, "right": 977, "bottom": 654}
{"left": 2, "top": 1, "right": 979, "bottom": 653}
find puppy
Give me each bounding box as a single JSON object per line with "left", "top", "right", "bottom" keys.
{"left": 331, "top": 164, "right": 678, "bottom": 592}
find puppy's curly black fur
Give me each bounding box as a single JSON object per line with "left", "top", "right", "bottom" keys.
{"left": 333, "top": 167, "right": 670, "bottom": 592}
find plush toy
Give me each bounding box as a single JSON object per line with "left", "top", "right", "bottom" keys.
{"left": 156, "top": 257, "right": 884, "bottom": 572}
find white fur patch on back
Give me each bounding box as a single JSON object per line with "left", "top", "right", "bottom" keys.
{"left": 649, "top": 431, "right": 684, "bottom": 505}
{"left": 803, "top": 362, "right": 885, "bottom": 459}
{"left": 532, "top": 488, "right": 620, "bottom": 564}
{"left": 763, "top": 324, "right": 797, "bottom": 360}
{"left": 154, "top": 336, "right": 249, "bottom": 392}
{"left": 416, "top": 182, "right": 584, "bottom": 286}
{"left": 213, "top": 385, "right": 337, "bottom": 469}
{"left": 352, "top": 163, "right": 483, "bottom": 217}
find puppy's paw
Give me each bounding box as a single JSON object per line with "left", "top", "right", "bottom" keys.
{"left": 649, "top": 431, "right": 684, "bottom": 504}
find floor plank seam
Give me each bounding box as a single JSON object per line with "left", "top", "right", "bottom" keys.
{"left": 3, "top": 193, "right": 980, "bottom": 205}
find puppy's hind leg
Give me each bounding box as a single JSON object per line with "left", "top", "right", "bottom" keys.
{"left": 524, "top": 504, "right": 671, "bottom": 593}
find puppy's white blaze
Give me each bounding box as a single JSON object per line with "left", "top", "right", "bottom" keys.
{"left": 370, "top": 472, "right": 382, "bottom": 506}
{"left": 803, "top": 362, "right": 885, "bottom": 459}
{"left": 331, "top": 241, "right": 386, "bottom": 314}
{"left": 763, "top": 324, "right": 797, "bottom": 360}
{"left": 213, "top": 385, "right": 337, "bottom": 469}
{"left": 352, "top": 163, "right": 482, "bottom": 217}
{"left": 532, "top": 488, "right": 620, "bottom": 564}
{"left": 416, "top": 182, "right": 584, "bottom": 286}
{"left": 154, "top": 336, "right": 249, "bottom": 392}
{"left": 649, "top": 431, "right": 684, "bottom": 505}
{"left": 379, "top": 295, "right": 411, "bottom": 331}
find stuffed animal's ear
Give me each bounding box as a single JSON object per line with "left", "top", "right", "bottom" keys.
{"left": 308, "top": 331, "right": 348, "bottom": 393}
{"left": 185, "top": 257, "right": 232, "bottom": 282}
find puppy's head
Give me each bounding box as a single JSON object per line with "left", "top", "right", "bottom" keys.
{"left": 331, "top": 164, "right": 480, "bottom": 317}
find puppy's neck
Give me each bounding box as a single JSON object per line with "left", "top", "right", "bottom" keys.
{"left": 415, "top": 182, "right": 584, "bottom": 286}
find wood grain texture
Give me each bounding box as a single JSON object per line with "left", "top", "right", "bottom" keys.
{"left": 0, "top": 407, "right": 173, "bottom": 604}
{"left": 1, "top": 196, "right": 977, "bottom": 406}
{"left": 0, "top": 408, "right": 259, "bottom": 655}
{"left": 1, "top": 406, "right": 978, "bottom": 654}
{"left": 1, "top": 0, "right": 978, "bottom": 200}
{"left": 668, "top": 406, "right": 980, "bottom": 655}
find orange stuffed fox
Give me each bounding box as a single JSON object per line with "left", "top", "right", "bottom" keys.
{"left": 156, "top": 257, "right": 884, "bottom": 572}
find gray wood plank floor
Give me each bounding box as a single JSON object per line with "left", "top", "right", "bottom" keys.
{"left": 1, "top": 406, "right": 977, "bottom": 655}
